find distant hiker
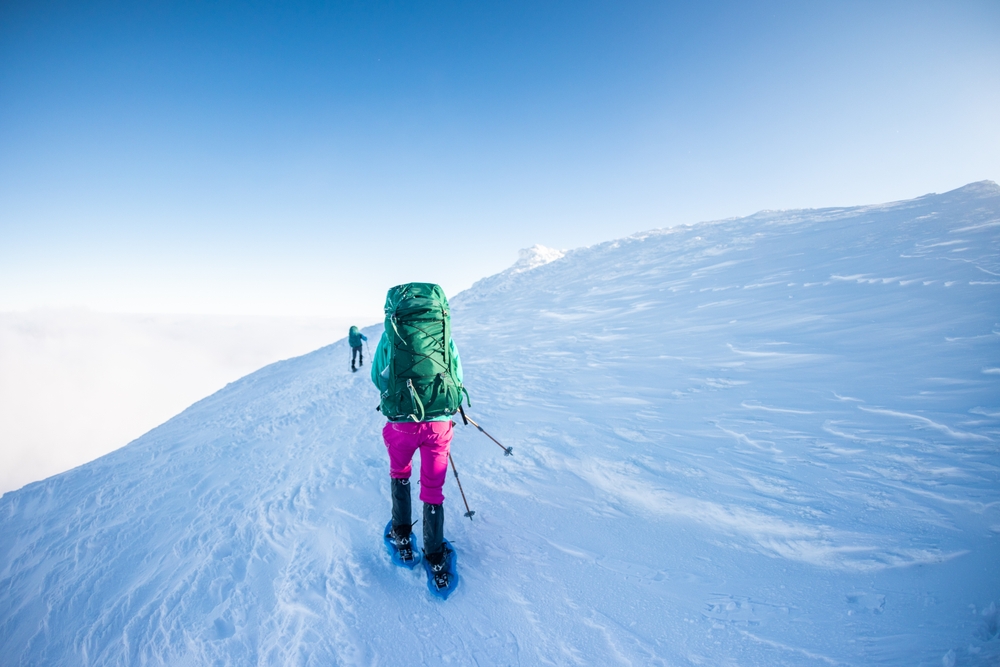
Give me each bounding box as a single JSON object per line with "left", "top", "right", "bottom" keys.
{"left": 348, "top": 326, "right": 367, "bottom": 372}
{"left": 372, "top": 283, "right": 470, "bottom": 596}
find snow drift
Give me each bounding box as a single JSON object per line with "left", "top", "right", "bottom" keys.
{"left": 2, "top": 182, "right": 999, "bottom": 665}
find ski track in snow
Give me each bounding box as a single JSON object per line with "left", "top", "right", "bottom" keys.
{"left": 2, "top": 182, "right": 1000, "bottom": 665}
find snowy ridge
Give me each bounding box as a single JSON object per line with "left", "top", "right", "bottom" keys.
{"left": 2, "top": 182, "right": 1000, "bottom": 665}
{"left": 463, "top": 244, "right": 566, "bottom": 302}
{"left": 508, "top": 244, "right": 565, "bottom": 273}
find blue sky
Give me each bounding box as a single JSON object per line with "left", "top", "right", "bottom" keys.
{"left": 2, "top": 0, "right": 998, "bottom": 320}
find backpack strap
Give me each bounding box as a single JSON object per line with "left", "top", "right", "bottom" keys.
{"left": 406, "top": 379, "right": 426, "bottom": 422}
{"left": 389, "top": 314, "right": 406, "bottom": 344}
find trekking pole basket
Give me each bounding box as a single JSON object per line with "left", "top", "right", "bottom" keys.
{"left": 458, "top": 407, "right": 513, "bottom": 456}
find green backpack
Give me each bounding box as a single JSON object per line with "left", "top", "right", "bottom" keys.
{"left": 379, "top": 283, "right": 470, "bottom": 422}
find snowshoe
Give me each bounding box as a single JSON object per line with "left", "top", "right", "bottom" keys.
{"left": 383, "top": 520, "right": 420, "bottom": 569}
{"left": 423, "top": 540, "right": 458, "bottom": 599}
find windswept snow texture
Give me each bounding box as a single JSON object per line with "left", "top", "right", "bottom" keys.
{"left": 3, "top": 182, "right": 1000, "bottom": 666}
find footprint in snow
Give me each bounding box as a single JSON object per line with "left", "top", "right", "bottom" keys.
{"left": 845, "top": 592, "right": 885, "bottom": 615}
{"left": 702, "top": 594, "right": 790, "bottom": 626}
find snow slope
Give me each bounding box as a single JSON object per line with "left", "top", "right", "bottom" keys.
{"left": 2, "top": 182, "right": 999, "bottom": 665}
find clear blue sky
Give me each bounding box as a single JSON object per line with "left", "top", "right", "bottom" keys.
{"left": 2, "top": 0, "right": 998, "bottom": 320}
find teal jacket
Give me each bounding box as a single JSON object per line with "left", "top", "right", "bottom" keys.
{"left": 370, "top": 332, "right": 463, "bottom": 422}
{"left": 348, "top": 326, "right": 367, "bottom": 348}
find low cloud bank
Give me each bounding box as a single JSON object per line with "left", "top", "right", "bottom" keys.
{"left": 0, "top": 310, "right": 363, "bottom": 494}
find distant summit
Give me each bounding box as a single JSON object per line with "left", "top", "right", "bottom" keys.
{"left": 508, "top": 244, "right": 565, "bottom": 274}
{"left": 459, "top": 243, "right": 567, "bottom": 302}
{"left": 941, "top": 179, "right": 1000, "bottom": 197}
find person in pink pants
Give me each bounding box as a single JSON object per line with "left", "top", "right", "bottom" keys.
{"left": 371, "top": 324, "right": 463, "bottom": 568}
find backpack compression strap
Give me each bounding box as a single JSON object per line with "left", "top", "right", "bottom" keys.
{"left": 406, "top": 379, "right": 425, "bottom": 422}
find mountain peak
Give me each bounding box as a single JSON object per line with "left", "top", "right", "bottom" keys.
{"left": 508, "top": 244, "right": 565, "bottom": 274}
{"left": 942, "top": 180, "right": 1000, "bottom": 197}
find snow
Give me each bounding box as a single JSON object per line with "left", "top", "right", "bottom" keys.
{"left": 2, "top": 182, "right": 1000, "bottom": 665}
{"left": 508, "top": 244, "right": 566, "bottom": 274}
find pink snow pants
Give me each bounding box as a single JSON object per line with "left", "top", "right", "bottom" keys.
{"left": 382, "top": 420, "right": 453, "bottom": 505}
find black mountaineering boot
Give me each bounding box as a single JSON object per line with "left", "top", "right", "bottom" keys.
{"left": 391, "top": 478, "right": 412, "bottom": 531}
{"left": 423, "top": 504, "right": 452, "bottom": 591}
{"left": 388, "top": 478, "right": 416, "bottom": 562}
{"left": 386, "top": 522, "right": 415, "bottom": 563}
{"left": 423, "top": 502, "right": 444, "bottom": 560}
{"left": 421, "top": 504, "right": 455, "bottom": 594}
{"left": 426, "top": 542, "right": 452, "bottom": 591}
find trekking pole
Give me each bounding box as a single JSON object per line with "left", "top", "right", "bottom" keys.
{"left": 448, "top": 453, "right": 475, "bottom": 520}
{"left": 458, "top": 406, "right": 513, "bottom": 456}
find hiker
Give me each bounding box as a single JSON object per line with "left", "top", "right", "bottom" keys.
{"left": 348, "top": 326, "right": 367, "bottom": 372}
{"left": 371, "top": 283, "right": 469, "bottom": 595}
